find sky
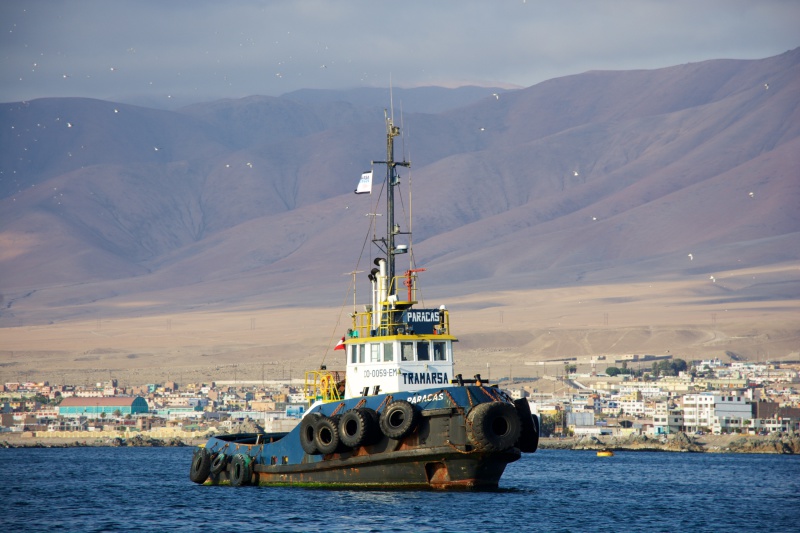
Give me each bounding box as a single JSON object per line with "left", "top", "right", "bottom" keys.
{"left": 1, "top": 1, "right": 798, "bottom": 107}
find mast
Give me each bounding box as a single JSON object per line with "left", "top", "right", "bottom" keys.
{"left": 386, "top": 117, "right": 399, "bottom": 286}
{"left": 374, "top": 114, "right": 409, "bottom": 332}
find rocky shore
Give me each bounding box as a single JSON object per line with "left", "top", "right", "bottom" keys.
{"left": 3, "top": 430, "right": 799, "bottom": 453}
{"left": 0, "top": 434, "right": 198, "bottom": 449}
{"left": 0, "top": 421, "right": 266, "bottom": 449}
{"left": 539, "top": 431, "right": 800, "bottom": 454}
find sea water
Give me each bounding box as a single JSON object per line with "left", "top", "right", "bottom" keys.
{"left": 2, "top": 447, "right": 798, "bottom": 532}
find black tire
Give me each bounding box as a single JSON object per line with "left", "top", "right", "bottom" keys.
{"left": 189, "top": 447, "right": 211, "bottom": 484}
{"left": 467, "top": 401, "right": 522, "bottom": 452}
{"left": 358, "top": 407, "right": 381, "bottom": 445}
{"left": 514, "top": 398, "right": 539, "bottom": 453}
{"left": 339, "top": 409, "right": 371, "bottom": 448}
{"left": 379, "top": 400, "right": 419, "bottom": 440}
{"left": 230, "top": 454, "right": 252, "bottom": 487}
{"left": 329, "top": 414, "right": 349, "bottom": 452}
{"left": 210, "top": 452, "right": 228, "bottom": 474}
{"left": 300, "top": 413, "right": 321, "bottom": 455}
{"left": 314, "top": 416, "right": 341, "bottom": 455}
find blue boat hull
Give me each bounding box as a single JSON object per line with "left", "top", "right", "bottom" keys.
{"left": 190, "top": 385, "right": 533, "bottom": 488}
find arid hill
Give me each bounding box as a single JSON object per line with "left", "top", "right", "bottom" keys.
{"left": 1, "top": 50, "right": 798, "bottom": 384}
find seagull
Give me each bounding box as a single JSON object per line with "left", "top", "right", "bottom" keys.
{"left": 574, "top": 171, "right": 579, "bottom": 177}
{"left": 709, "top": 275, "right": 716, "bottom": 283}
{"left": 688, "top": 253, "right": 693, "bottom": 261}
{"left": 492, "top": 93, "right": 499, "bottom": 100}
{"left": 749, "top": 191, "right": 755, "bottom": 198}
{"left": 764, "top": 83, "right": 769, "bottom": 90}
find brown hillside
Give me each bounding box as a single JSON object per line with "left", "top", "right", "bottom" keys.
{"left": 0, "top": 50, "right": 798, "bottom": 381}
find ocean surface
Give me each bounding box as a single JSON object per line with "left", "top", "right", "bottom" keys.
{"left": 2, "top": 446, "right": 799, "bottom": 532}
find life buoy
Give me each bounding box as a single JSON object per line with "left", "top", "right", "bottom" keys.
{"left": 300, "top": 413, "right": 321, "bottom": 455}
{"left": 513, "top": 398, "right": 539, "bottom": 453}
{"left": 320, "top": 375, "right": 332, "bottom": 391}
{"left": 467, "top": 401, "right": 522, "bottom": 452}
{"left": 314, "top": 415, "right": 341, "bottom": 455}
{"left": 210, "top": 452, "right": 228, "bottom": 474}
{"left": 339, "top": 409, "right": 374, "bottom": 448}
{"left": 230, "top": 453, "right": 252, "bottom": 487}
{"left": 379, "top": 400, "right": 419, "bottom": 440}
{"left": 189, "top": 447, "right": 211, "bottom": 484}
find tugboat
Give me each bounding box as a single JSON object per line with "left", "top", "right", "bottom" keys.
{"left": 189, "top": 113, "right": 539, "bottom": 488}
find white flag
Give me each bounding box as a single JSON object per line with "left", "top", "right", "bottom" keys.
{"left": 355, "top": 170, "right": 373, "bottom": 194}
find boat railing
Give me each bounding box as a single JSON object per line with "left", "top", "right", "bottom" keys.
{"left": 304, "top": 370, "right": 344, "bottom": 404}
{"left": 348, "top": 273, "right": 451, "bottom": 337}
{"left": 349, "top": 307, "right": 451, "bottom": 338}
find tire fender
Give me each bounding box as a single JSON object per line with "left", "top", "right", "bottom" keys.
{"left": 230, "top": 453, "right": 253, "bottom": 487}
{"left": 513, "top": 398, "right": 540, "bottom": 453}
{"left": 379, "top": 400, "right": 419, "bottom": 440}
{"left": 299, "top": 413, "right": 321, "bottom": 455}
{"left": 339, "top": 409, "right": 372, "bottom": 448}
{"left": 314, "top": 415, "right": 342, "bottom": 455}
{"left": 467, "top": 401, "right": 522, "bottom": 452}
{"left": 189, "top": 447, "right": 211, "bottom": 484}
{"left": 210, "top": 452, "right": 228, "bottom": 474}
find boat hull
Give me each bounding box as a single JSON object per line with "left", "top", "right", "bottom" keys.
{"left": 192, "top": 386, "right": 532, "bottom": 489}
{"left": 222, "top": 447, "right": 520, "bottom": 489}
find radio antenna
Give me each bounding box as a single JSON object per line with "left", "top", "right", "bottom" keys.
{"left": 389, "top": 73, "right": 395, "bottom": 123}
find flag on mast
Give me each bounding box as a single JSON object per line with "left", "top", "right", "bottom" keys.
{"left": 334, "top": 337, "right": 346, "bottom": 350}
{"left": 355, "top": 170, "right": 373, "bottom": 194}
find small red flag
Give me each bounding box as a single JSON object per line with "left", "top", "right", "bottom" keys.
{"left": 334, "top": 337, "right": 346, "bottom": 351}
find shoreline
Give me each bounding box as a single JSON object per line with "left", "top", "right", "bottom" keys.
{"left": 538, "top": 432, "right": 800, "bottom": 454}
{"left": 3, "top": 431, "right": 799, "bottom": 454}
{"left": 0, "top": 433, "right": 207, "bottom": 449}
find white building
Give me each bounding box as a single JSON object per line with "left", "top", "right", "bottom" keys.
{"left": 619, "top": 385, "right": 667, "bottom": 399}
{"left": 711, "top": 393, "right": 752, "bottom": 434}
{"left": 618, "top": 399, "right": 646, "bottom": 417}
{"left": 684, "top": 392, "right": 752, "bottom": 433}
{"left": 682, "top": 393, "right": 716, "bottom": 431}
{"left": 287, "top": 393, "right": 306, "bottom": 404}
{"left": 697, "top": 358, "right": 724, "bottom": 369}
{"left": 750, "top": 417, "right": 795, "bottom": 433}
{"left": 652, "top": 402, "right": 683, "bottom": 435}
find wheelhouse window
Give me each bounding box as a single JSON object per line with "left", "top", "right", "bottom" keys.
{"left": 358, "top": 344, "right": 365, "bottom": 363}
{"left": 433, "top": 341, "right": 447, "bottom": 361}
{"left": 383, "top": 343, "right": 394, "bottom": 362}
{"left": 401, "top": 342, "right": 414, "bottom": 361}
{"left": 417, "top": 341, "right": 430, "bottom": 361}
{"left": 349, "top": 345, "right": 357, "bottom": 364}
{"left": 370, "top": 343, "right": 380, "bottom": 362}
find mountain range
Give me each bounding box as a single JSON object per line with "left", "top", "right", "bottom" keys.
{"left": 1, "top": 49, "right": 798, "bottom": 327}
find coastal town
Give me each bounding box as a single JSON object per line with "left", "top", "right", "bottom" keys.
{"left": 2, "top": 355, "right": 799, "bottom": 450}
